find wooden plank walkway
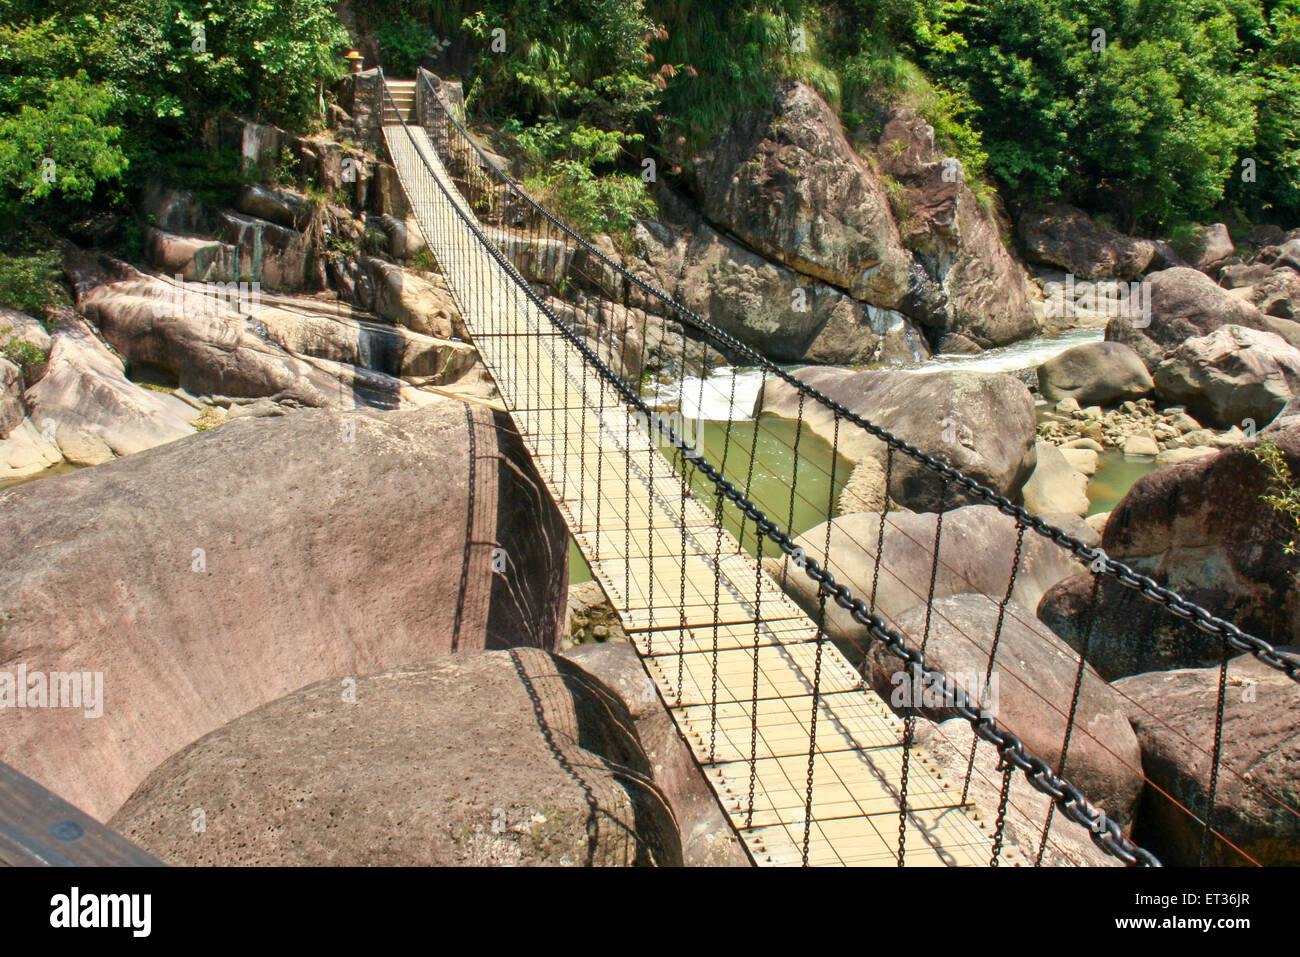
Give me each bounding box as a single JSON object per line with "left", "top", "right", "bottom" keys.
{"left": 384, "top": 119, "right": 1017, "bottom": 866}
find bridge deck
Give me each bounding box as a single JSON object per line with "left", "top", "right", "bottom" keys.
{"left": 384, "top": 121, "right": 1015, "bottom": 866}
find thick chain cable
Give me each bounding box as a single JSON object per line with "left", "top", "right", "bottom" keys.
{"left": 417, "top": 72, "right": 1300, "bottom": 687}
{"left": 384, "top": 75, "right": 1161, "bottom": 866}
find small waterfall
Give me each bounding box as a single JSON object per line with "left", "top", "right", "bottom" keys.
{"left": 886, "top": 327, "right": 1104, "bottom": 375}
{"left": 222, "top": 213, "right": 266, "bottom": 284}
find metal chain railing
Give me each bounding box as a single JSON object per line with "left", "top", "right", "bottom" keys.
{"left": 414, "top": 69, "right": 1300, "bottom": 688}
{"left": 378, "top": 72, "right": 1171, "bottom": 866}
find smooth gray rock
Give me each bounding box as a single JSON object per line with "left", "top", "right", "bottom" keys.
{"left": 1037, "top": 340, "right": 1153, "bottom": 405}
{"left": 1022, "top": 440, "right": 1090, "bottom": 516}
{"left": 111, "top": 650, "right": 681, "bottom": 866}
{"left": 766, "top": 504, "right": 1086, "bottom": 656}
{"left": 0, "top": 399, "right": 569, "bottom": 821}
{"left": 757, "top": 366, "right": 1037, "bottom": 511}
{"left": 1153, "top": 324, "right": 1300, "bottom": 428}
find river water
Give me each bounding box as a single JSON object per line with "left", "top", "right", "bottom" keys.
{"left": 569, "top": 328, "right": 1149, "bottom": 583}
{"left": 0, "top": 462, "right": 80, "bottom": 492}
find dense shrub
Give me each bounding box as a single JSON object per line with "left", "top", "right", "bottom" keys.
{"left": 0, "top": 249, "right": 62, "bottom": 319}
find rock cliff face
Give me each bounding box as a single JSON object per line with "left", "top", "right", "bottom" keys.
{"left": 0, "top": 399, "right": 568, "bottom": 821}
{"left": 874, "top": 105, "right": 1039, "bottom": 348}
{"left": 622, "top": 194, "right": 929, "bottom": 365}
{"left": 601, "top": 83, "right": 1039, "bottom": 364}
{"left": 695, "top": 82, "right": 913, "bottom": 309}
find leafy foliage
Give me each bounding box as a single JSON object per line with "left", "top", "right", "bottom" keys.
{"left": 924, "top": 0, "right": 1280, "bottom": 228}
{"left": 525, "top": 161, "right": 657, "bottom": 235}
{"left": 0, "top": 72, "right": 127, "bottom": 206}
{"left": 1251, "top": 437, "right": 1300, "bottom": 555}
{"left": 375, "top": 19, "right": 447, "bottom": 75}
{"left": 0, "top": 248, "right": 62, "bottom": 318}
{"left": 1, "top": 333, "right": 47, "bottom": 380}
{"left": 0, "top": 0, "right": 348, "bottom": 233}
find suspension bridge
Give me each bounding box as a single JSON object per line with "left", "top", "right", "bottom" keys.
{"left": 378, "top": 71, "right": 1300, "bottom": 868}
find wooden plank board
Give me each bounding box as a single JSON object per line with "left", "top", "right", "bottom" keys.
{"left": 384, "top": 120, "right": 1017, "bottom": 867}
{"left": 0, "top": 762, "right": 163, "bottom": 867}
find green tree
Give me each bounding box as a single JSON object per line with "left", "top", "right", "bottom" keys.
{"left": 0, "top": 0, "right": 349, "bottom": 230}
{"left": 1232, "top": 0, "right": 1300, "bottom": 221}
{"left": 932, "top": 0, "right": 1262, "bottom": 229}
{"left": 0, "top": 72, "right": 127, "bottom": 206}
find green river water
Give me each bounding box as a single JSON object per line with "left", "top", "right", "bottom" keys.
{"left": 568, "top": 415, "right": 853, "bottom": 584}
{"left": 0, "top": 462, "right": 80, "bottom": 492}
{"left": 570, "top": 347, "right": 1162, "bottom": 582}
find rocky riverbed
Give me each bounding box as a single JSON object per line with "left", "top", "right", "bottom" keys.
{"left": 4, "top": 67, "right": 1299, "bottom": 867}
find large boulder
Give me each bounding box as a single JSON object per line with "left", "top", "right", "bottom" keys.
{"left": 562, "top": 642, "right": 749, "bottom": 866}
{"left": 1115, "top": 653, "right": 1300, "bottom": 866}
{"left": 693, "top": 81, "right": 912, "bottom": 309}
{"left": 766, "top": 505, "right": 1086, "bottom": 652}
{"left": 1184, "top": 222, "right": 1236, "bottom": 274}
{"left": 145, "top": 226, "right": 239, "bottom": 282}
{"left": 1037, "top": 425, "right": 1300, "bottom": 679}
{"left": 1152, "top": 325, "right": 1300, "bottom": 428}
{"left": 913, "top": 719, "right": 1119, "bottom": 866}
{"left": 875, "top": 595, "right": 1143, "bottom": 825}
{"left": 1106, "top": 267, "right": 1268, "bottom": 370}
{"left": 110, "top": 650, "right": 680, "bottom": 866}
{"left": 0, "top": 399, "right": 569, "bottom": 821}
{"left": 757, "top": 367, "right": 1037, "bottom": 511}
{"left": 875, "top": 106, "right": 1038, "bottom": 347}
{"left": 377, "top": 213, "right": 428, "bottom": 261}
{"left": 624, "top": 192, "right": 928, "bottom": 366}
{"left": 364, "top": 258, "right": 465, "bottom": 340}
{"left": 1037, "top": 340, "right": 1154, "bottom": 405}
{"left": 236, "top": 184, "right": 313, "bottom": 230}
{"left": 1018, "top": 204, "right": 1156, "bottom": 280}
{"left": 80, "top": 272, "right": 405, "bottom": 408}
{"left": 23, "top": 315, "right": 196, "bottom": 464}
{"left": 1021, "top": 440, "right": 1090, "bottom": 517}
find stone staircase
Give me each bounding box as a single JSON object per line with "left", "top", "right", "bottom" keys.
{"left": 382, "top": 79, "right": 416, "bottom": 124}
